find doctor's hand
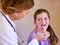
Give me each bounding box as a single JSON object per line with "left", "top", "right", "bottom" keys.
{"left": 35, "top": 31, "right": 50, "bottom": 41}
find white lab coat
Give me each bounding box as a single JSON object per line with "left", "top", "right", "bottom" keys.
{"left": 0, "top": 11, "right": 18, "bottom": 45}
{"left": 28, "top": 39, "right": 39, "bottom": 45}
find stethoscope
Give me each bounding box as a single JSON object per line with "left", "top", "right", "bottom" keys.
{"left": 0, "top": 11, "right": 24, "bottom": 44}
{"left": 1, "top": 11, "right": 16, "bottom": 32}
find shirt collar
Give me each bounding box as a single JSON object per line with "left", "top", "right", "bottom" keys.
{"left": 1, "top": 10, "right": 15, "bottom": 27}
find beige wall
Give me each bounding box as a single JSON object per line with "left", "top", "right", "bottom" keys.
{"left": 0, "top": 0, "right": 60, "bottom": 45}
{"left": 34, "top": 0, "right": 60, "bottom": 45}
{"left": 15, "top": 0, "right": 60, "bottom": 45}
{"left": 13, "top": 0, "right": 60, "bottom": 45}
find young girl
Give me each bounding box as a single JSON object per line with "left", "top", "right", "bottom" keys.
{"left": 27, "top": 9, "right": 58, "bottom": 45}
{"left": 0, "top": 0, "right": 34, "bottom": 45}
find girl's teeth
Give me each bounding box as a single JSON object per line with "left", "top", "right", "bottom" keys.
{"left": 41, "top": 25, "right": 46, "bottom": 26}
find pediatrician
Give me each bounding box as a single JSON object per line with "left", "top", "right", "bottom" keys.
{"left": 0, "top": 0, "right": 34, "bottom": 45}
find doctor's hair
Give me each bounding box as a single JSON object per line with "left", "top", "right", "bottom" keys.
{"left": 1, "top": 0, "right": 34, "bottom": 14}
{"left": 34, "top": 9, "right": 58, "bottom": 45}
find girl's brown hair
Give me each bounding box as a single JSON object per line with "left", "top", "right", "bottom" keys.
{"left": 1, "top": 0, "right": 34, "bottom": 14}
{"left": 34, "top": 9, "right": 58, "bottom": 45}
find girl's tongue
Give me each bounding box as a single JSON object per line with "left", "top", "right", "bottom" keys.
{"left": 38, "top": 24, "right": 47, "bottom": 33}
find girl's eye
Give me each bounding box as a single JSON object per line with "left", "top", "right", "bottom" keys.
{"left": 38, "top": 18, "right": 42, "bottom": 21}
{"left": 44, "top": 17, "right": 49, "bottom": 20}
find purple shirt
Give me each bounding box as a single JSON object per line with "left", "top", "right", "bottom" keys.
{"left": 27, "top": 29, "right": 50, "bottom": 45}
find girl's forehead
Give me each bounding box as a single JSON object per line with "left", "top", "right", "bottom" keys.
{"left": 37, "top": 12, "right": 48, "bottom": 18}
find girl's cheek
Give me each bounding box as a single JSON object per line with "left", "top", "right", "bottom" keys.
{"left": 36, "top": 21, "right": 42, "bottom": 25}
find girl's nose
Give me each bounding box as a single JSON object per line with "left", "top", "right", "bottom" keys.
{"left": 41, "top": 19, "right": 45, "bottom": 24}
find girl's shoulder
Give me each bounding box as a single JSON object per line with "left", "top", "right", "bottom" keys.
{"left": 30, "top": 29, "right": 37, "bottom": 38}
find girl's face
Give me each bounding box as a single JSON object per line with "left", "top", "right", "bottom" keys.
{"left": 35, "top": 12, "right": 50, "bottom": 31}
{"left": 9, "top": 10, "right": 30, "bottom": 20}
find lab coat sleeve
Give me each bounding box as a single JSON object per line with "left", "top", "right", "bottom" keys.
{"left": 0, "top": 13, "right": 18, "bottom": 45}
{"left": 0, "top": 15, "right": 12, "bottom": 45}
{"left": 28, "top": 39, "right": 39, "bottom": 45}
{"left": 0, "top": 30, "right": 18, "bottom": 45}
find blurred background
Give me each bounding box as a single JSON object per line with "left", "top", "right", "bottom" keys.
{"left": 0, "top": 0, "right": 60, "bottom": 45}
